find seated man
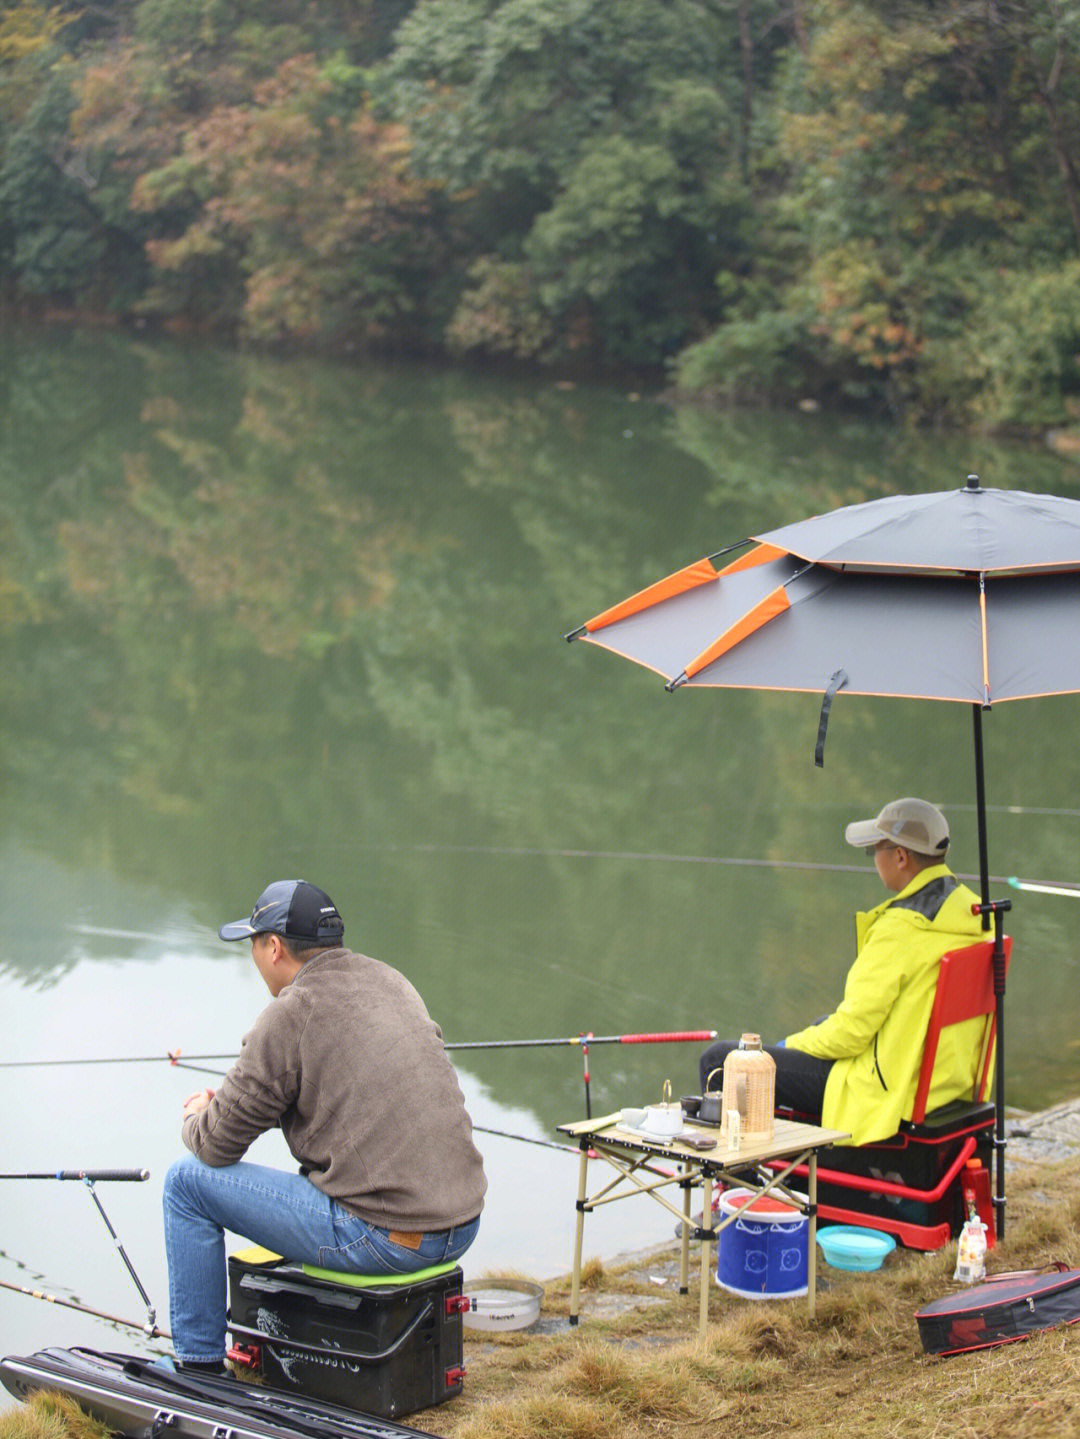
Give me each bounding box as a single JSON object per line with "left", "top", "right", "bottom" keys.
{"left": 698, "top": 798, "right": 985, "bottom": 1147}
{"left": 163, "top": 879, "right": 487, "bottom": 1374}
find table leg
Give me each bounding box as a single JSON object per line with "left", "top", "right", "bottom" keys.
{"left": 697, "top": 1170, "right": 713, "bottom": 1341}
{"left": 807, "top": 1151, "right": 817, "bottom": 1321}
{"left": 569, "top": 1142, "right": 589, "bottom": 1326}
{"left": 679, "top": 1167, "right": 691, "bottom": 1294}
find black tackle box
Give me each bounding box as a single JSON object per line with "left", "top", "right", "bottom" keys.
{"left": 815, "top": 1105, "right": 994, "bottom": 1236}
{"left": 227, "top": 1249, "right": 468, "bottom": 1420}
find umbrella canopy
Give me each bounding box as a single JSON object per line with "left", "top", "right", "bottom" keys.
{"left": 566, "top": 477, "right": 1080, "bottom": 898}
{"left": 753, "top": 475, "right": 1080, "bottom": 574}
{"left": 571, "top": 546, "right": 1080, "bottom": 705}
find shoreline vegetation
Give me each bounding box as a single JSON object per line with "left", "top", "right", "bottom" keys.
{"left": 3, "top": 1140, "right": 1078, "bottom": 1439}
{"left": 5, "top": 3, "right": 1080, "bottom": 437}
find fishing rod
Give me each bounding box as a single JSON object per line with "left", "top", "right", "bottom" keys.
{"left": 445, "top": 1029, "right": 718, "bottom": 1050}
{"left": 0, "top": 1277, "right": 170, "bottom": 1339}
{"left": 444, "top": 1029, "right": 717, "bottom": 1119}
{"left": 0, "top": 1030, "right": 718, "bottom": 1067}
{"left": 0, "top": 1050, "right": 237, "bottom": 1069}
{"left": 0, "top": 1169, "right": 149, "bottom": 1181}
{"left": 3, "top": 1169, "right": 160, "bottom": 1333}
{"left": 1008, "top": 876, "right": 1080, "bottom": 899}
{"left": 0, "top": 1032, "right": 718, "bottom": 1150}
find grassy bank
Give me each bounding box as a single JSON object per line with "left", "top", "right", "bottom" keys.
{"left": 423, "top": 1156, "right": 1080, "bottom": 1439}
{"left": 4, "top": 1158, "right": 1078, "bottom": 1439}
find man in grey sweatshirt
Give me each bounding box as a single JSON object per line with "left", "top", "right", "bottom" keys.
{"left": 162, "top": 879, "right": 486, "bottom": 1374}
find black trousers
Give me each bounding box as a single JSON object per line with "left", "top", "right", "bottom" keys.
{"left": 698, "top": 1040, "right": 834, "bottom": 1120}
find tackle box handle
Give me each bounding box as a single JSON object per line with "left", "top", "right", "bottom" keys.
{"left": 227, "top": 1301, "right": 434, "bottom": 1366}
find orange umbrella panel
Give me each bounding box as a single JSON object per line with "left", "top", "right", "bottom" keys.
{"left": 571, "top": 563, "right": 1080, "bottom": 705}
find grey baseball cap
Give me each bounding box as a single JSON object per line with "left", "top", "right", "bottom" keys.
{"left": 845, "top": 798, "right": 950, "bottom": 857}
{"left": 219, "top": 879, "right": 345, "bottom": 944}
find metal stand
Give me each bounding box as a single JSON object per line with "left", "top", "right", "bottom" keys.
{"left": 973, "top": 897, "right": 1012, "bottom": 1241}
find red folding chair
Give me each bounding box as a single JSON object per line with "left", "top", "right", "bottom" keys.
{"left": 774, "top": 937, "right": 1012, "bottom": 1250}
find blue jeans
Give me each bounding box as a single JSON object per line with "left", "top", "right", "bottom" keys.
{"left": 163, "top": 1154, "right": 481, "bottom": 1364}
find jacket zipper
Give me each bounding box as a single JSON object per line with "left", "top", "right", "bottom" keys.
{"left": 873, "top": 1037, "right": 888, "bottom": 1091}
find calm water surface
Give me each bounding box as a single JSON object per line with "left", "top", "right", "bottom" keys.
{"left": 2, "top": 325, "right": 1079, "bottom": 1376}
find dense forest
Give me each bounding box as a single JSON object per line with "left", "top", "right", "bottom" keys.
{"left": 3, "top": 0, "right": 1080, "bottom": 430}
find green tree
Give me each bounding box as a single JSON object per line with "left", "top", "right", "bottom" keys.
{"left": 0, "top": 73, "right": 138, "bottom": 300}
{"left": 382, "top": 0, "right": 770, "bottom": 366}
{"left": 677, "top": 0, "right": 1080, "bottom": 422}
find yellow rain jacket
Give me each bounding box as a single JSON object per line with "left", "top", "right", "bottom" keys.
{"left": 785, "top": 864, "right": 985, "bottom": 1146}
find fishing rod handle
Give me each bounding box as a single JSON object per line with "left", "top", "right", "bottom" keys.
{"left": 60, "top": 1168, "right": 151, "bottom": 1182}
{"left": 618, "top": 1030, "right": 718, "bottom": 1044}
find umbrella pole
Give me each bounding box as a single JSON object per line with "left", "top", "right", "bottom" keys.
{"left": 973, "top": 898, "right": 1012, "bottom": 1241}
{"left": 972, "top": 705, "right": 991, "bottom": 927}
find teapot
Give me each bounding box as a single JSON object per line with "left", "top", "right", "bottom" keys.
{"left": 699, "top": 1067, "right": 725, "bottom": 1124}
{"left": 644, "top": 1079, "right": 683, "bottom": 1137}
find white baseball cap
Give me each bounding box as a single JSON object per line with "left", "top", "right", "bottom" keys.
{"left": 845, "top": 798, "right": 949, "bottom": 857}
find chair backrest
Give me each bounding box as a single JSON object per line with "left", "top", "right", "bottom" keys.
{"left": 911, "top": 938, "right": 1013, "bottom": 1124}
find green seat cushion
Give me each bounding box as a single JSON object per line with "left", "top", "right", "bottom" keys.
{"left": 301, "top": 1260, "right": 460, "bottom": 1287}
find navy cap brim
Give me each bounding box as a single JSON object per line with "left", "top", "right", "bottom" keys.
{"left": 219, "top": 919, "right": 257, "bottom": 941}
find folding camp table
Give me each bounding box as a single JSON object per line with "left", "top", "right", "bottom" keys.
{"left": 557, "top": 1113, "right": 848, "bottom": 1340}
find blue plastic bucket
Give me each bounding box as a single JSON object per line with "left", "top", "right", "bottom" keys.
{"left": 715, "top": 1187, "right": 808, "bottom": 1299}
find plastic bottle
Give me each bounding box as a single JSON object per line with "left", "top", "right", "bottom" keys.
{"left": 953, "top": 1215, "right": 988, "bottom": 1283}
{"left": 961, "top": 1158, "right": 996, "bottom": 1249}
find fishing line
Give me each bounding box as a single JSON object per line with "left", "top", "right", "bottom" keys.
{"left": 66, "top": 925, "right": 197, "bottom": 943}
{"left": 393, "top": 841, "right": 872, "bottom": 872}
{"left": 471, "top": 1126, "right": 577, "bottom": 1153}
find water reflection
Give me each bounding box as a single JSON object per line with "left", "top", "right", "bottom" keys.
{"left": 2, "top": 326, "right": 1080, "bottom": 1368}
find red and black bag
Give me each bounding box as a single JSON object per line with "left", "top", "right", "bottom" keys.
{"left": 916, "top": 1263, "right": 1080, "bottom": 1356}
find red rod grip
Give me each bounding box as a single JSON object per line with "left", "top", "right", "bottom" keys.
{"left": 618, "top": 1031, "right": 717, "bottom": 1044}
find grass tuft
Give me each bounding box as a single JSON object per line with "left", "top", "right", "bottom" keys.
{"left": 0, "top": 1393, "right": 112, "bottom": 1439}
{"left": 577, "top": 1258, "right": 605, "bottom": 1291}
{"left": 452, "top": 1391, "right": 610, "bottom": 1439}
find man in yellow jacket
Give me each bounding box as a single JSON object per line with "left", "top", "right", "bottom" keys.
{"left": 699, "top": 798, "right": 985, "bottom": 1146}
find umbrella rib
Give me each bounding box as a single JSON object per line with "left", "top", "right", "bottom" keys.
{"left": 979, "top": 572, "right": 990, "bottom": 706}
{"left": 667, "top": 585, "right": 792, "bottom": 690}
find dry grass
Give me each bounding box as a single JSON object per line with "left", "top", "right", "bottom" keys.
{"left": 4, "top": 1160, "right": 1079, "bottom": 1439}
{"left": 414, "top": 1155, "right": 1080, "bottom": 1439}
{"left": 0, "top": 1393, "right": 112, "bottom": 1439}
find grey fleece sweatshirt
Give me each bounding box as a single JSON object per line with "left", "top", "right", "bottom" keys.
{"left": 182, "top": 947, "right": 486, "bottom": 1231}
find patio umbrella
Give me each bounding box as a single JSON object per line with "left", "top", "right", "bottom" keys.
{"left": 565, "top": 475, "right": 1080, "bottom": 1234}
{"left": 566, "top": 476, "right": 1080, "bottom": 906}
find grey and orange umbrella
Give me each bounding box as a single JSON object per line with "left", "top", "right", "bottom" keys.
{"left": 566, "top": 476, "right": 1080, "bottom": 909}
{"left": 566, "top": 476, "right": 1080, "bottom": 1232}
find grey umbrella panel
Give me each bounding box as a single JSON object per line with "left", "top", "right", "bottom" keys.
{"left": 581, "top": 559, "right": 1080, "bottom": 705}
{"left": 753, "top": 485, "right": 1080, "bottom": 575}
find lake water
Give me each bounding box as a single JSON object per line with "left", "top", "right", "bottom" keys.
{"left": 2, "top": 323, "right": 1079, "bottom": 1377}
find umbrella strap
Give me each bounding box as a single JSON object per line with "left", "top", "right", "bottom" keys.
{"left": 815, "top": 669, "right": 849, "bottom": 767}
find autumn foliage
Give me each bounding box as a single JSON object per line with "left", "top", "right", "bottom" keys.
{"left": 3, "top": 0, "right": 1080, "bottom": 426}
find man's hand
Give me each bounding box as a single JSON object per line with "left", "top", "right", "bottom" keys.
{"left": 183, "top": 1087, "right": 215, "bottom": 1119}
